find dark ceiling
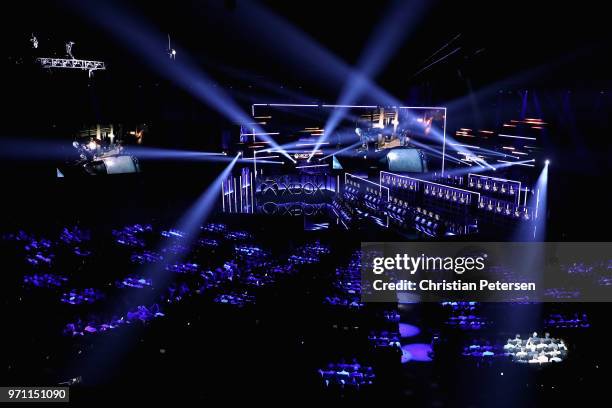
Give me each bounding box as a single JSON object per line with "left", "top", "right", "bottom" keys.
{"left": 6, "top": 0, "right": 610, "bottom": 96}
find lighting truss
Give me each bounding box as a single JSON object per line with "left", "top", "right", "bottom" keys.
{"left": 36, "top": 58, "right": 106, "bottom": 72}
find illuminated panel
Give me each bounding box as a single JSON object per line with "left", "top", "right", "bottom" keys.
{"left": 380, "top": 171, "right": 480, "bottom": 205}
{"left": 468, "top": 173, "right": 521, "bottom": 205}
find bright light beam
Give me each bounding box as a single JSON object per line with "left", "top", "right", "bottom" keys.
{"left": 125, "top": 146, "right": 226, "bottom": 160}
{"left": 532, "top": 161, "right": 549, "bottom": 240}
{"left": 312, "top": 0, "right": 429, "bottom": 159}
{"left": 320, "top": 141, "right": 364, "bottom": 160}
{"left": 0, "top": 138, "right": 74, "bottom": 161}
{"left": 74, "top": 153, "right": 242, "bottom": 383}
{"left": 238, "top": 2, "right": 400, "bottom": 105}
{"left": 174, "top": 153, "right": 241, "bottom": 240}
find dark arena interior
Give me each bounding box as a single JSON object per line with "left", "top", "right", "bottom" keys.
{"left": 2, "top": 1, "right": 612, "bottom": 406}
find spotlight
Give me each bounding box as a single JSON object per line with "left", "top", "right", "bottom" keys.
{"left": 545, "top": 159, "right": 550, "bottom": 165}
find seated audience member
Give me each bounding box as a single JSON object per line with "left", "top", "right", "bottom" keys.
{"left": 537, "top": 352, "right": 549, "bottom": 363}
{"left": 515, "top": 348, "right": 528, "bottom": 359}
{"left": 526, "top": 332, "right": 539, "bottom": 346}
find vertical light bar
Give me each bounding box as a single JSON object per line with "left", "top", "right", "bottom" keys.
{"left": 221, "top": 180, "right": 225, "bottom": 212}
{"left": 239, "top": 174, "right": 243, "bottom": 213}
{"left": 234, "top": 177, "right": 238, "bottom": 212}
{"left": 228, "top": 177, "right": 231, "bottom": 212}
{"left": 227, "top": 179, "right": 232, "bottom": 213}
{"left": 535, "top": 188, "right": 540, "bottom": 219}
{"left": 242, "top": 172, "right": 246, "bottom": 211}
{"left": 244, "top": 172, "right": 249, "bottom": 212}
{"left": 251, "top": 171, "right": 254, "bottom": 214}
{"left": 441, "top": 107, "right": 447, "bottom": 176}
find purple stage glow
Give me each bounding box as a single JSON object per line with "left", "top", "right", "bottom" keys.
{"left": 401, "top": 343, "right": 433, "bottom": 363}
{"left": 399, "top": 323, "right": 421, "bottom": 338}
{"left": 125, "top": 147, "right": 227, "bottom": 160}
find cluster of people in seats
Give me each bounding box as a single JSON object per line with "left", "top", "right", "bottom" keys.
{"left": 504, "top": 332, "right": 567, "bottom": 363}
{"left": 368, "top": 330, "right": 401, "bottom": 350}
{"left": 545, "top": 312, "right": 589, "bottom": 329}
{"left": 442, "top": 301, "right": 487, "bottom": 330}
{"left": 318, "top": 359, "right": 375, "bottom": 388}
